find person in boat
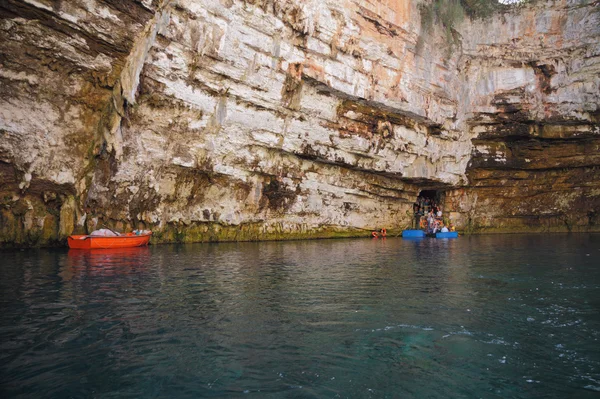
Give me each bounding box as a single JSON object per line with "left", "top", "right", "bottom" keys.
{"left": 413, "top": 203, "right": 420, "bottom": 229}
{"left": 433, "top": 219, "right": 444, "bottom": 234}
{"left": 427, "top": 210, "right": 436, "bottom": 233}
{"left": 440, "top": 224, "right": 449, "bottom": 233}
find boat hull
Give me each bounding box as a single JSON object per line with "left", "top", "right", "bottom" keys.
{"left": 402, "top": 229, "right": 425, "bottom": 238}
{"left": 435, "top": 231, "right": 458, "bottom": 238}
{"left": 67, "top": 233, "right": 152, "bottom": 249}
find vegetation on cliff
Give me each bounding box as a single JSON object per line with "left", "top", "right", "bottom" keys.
{"left": 418, "top": 0, "right": 525, "bottom": 53}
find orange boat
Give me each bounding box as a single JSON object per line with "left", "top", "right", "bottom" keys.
{"left": 67, "top": 232, "right": 152, "bottom": 249}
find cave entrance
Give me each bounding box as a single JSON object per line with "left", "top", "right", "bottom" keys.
{"left": 418, "top": 190, "right": 443, "bottom": 206}
{"left": 412, "top": 189, "right": 446, "bottom": 229}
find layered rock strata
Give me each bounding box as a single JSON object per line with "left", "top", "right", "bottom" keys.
{"left": 448, "top": 0, "right": 600, "bottom": 232}
{"left": 0, "top": 0, "right": 598, "bottom": 246}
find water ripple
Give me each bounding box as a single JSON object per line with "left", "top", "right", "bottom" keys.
{"left": 1, "top": 235, "right": 600, "bottom": 397}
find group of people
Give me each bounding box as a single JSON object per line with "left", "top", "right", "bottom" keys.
{"left": 413, "top": 195, "right": 455, "bottom": 234}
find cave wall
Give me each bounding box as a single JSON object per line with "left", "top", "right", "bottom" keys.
{"left": 445, "top": 0, "right": 600, "bottom": 233}
{"left": 0, "top": 0, "right": 160, "bottom": 244}
{"left": 0, "top": 0, "right": 598, "bottom": 246}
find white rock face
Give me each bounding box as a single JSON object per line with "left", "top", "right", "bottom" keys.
{"left": 0, "top": 0, "right": 598, "bottom": 245}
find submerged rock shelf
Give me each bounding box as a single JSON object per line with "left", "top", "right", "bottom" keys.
{"left": 0, "top": 0, "right": 599, "bottom": 246}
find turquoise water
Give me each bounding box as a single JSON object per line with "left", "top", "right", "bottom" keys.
{"left": 1, "top": 234, "right": 599, "bottom": 398}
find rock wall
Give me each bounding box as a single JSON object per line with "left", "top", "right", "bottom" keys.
{"left": 446, "top": 0, "right": 600, "bottom": 233}
{"left": 0, "top": 0, "right": 598, "bottom": 246}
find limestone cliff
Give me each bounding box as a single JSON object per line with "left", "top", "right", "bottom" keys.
{"left": 450, "top": 0, "right": 600, "bottom": 232}
{"left": 0, "top": 0, "right": 598, "bottom": 246}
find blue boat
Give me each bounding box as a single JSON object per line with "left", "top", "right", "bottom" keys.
{"left": 402, "top": 229, "right": 458, "bottom": 239}
{"left": 402, "top": 229, "right": 425, "bottom": 238}
{"left": 435, "top": 231, "right": 458, "bottom": 238}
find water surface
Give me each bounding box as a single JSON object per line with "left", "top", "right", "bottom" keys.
{"left": 1, "top": 234, "right": 600, "bottom": 398}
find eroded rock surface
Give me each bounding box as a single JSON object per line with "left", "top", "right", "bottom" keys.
{"left": 449, "top": 0, "right": 600, "bottom": 232}
{"left": 0, "top": 0, "right": 598, "bottom": 246}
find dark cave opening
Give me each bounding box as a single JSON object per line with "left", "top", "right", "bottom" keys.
{"left": 411, "top": 189, "right": 447, "bottom": 229}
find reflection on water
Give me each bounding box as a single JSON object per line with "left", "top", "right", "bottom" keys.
{"left": 1, "top": 234, "right": 600, "bottom": 398}
{"left": 65, "top": 247, "right": 151, "bottom": 278}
